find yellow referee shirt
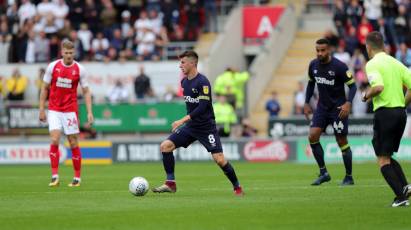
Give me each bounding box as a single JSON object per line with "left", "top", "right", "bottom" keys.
{"left": 365, "top": 52, "right": 411, "bottom": 111}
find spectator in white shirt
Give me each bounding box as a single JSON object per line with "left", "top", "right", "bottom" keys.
{"left": 77, "top": 23, "right": 93, "bottom": 52}
{"left": 32, "top": 14, "right": 45, "bottom": 33}
{"left": 18, "top": 0, "right": 37, "bottom": 26}
{"left": 121, "top": 10, "right": 132, "bottom": 38}
{"left": 333, "top": 46, "right": 351, "bottom": 66}
{"left": 53, "top": 0, "right": 69, "bottom": 29}
{"left": 43, "top": 14, "right": 59, "bottom": 35}
{"left": 25, "top": 31, "right": 36, "bottom": 63}
{"left": 106, "top": 80, "right": 129, "bottom": 103}
{"left": 0, "top": 35, "right": 10, "bottom": 64}
{"left": 92, "top": 32, "right": 109, "bottom": 61}
{"left": 136, "top": 27, "right": 156, "bottom": 61}
{"left": 294, "top": 81, "right": 306, "bottom": 115}
{"left": 363, "top": 0, "right": 382, "bottom": 30}
{"left": 134, "top": 10, "right": 151, "bottom": 33}
{"left": 37, "top": 0, "right": 55, "bottom": 17}
{"left": 148, "top": 9, "right": 163, "bottom": 34}
{"left": 34, "top": 31, "right": 49, "bottom": 62}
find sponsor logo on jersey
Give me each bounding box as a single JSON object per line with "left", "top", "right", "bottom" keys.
{"left": 314, "top": 77, "right": 335, "bottom": 86}
{"left": 184, "top": 96, "right": 200, "bottom": 103}
{"left": 56, "top": 77, "right": 73, "bottom": 88}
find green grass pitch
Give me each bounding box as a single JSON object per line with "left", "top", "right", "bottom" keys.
{"left": 1, "top": 162, "right": 411, "bottom": 230}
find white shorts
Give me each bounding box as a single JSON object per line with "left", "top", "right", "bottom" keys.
{"left": 48, "top": 110, "right": 80, "bottom": 135}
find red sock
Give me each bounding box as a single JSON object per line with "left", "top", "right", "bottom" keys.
{"left": 49, "top": 144, "right": 60, "bottom": 176}
{"left": 71, "top": 147, "right": 82, "bottom": 178}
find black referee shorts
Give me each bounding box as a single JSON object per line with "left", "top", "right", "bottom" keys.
{"left": 372, "top": 107, "right": 406, "bottom": 156}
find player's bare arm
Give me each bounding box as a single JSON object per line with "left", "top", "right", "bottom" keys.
{"left": 172, "top": 115, "right": 191, "bottom": 132}
{"left": 361, "top": 85, "right": 384, "bottom": 102}
{"left": 303, "top": 103, "right": 313, "bottom": 121}
{"left": 39, "top": 82, "right": 50, "bottom": 122}
{"left": 304, "top": 79, "right": 315, "bottom": 121}
{"left": 339, "top": 78, "right": 356, "bottom": 119}
{"left": 405, "top": 89, "right": 411, "bottom": 106}
{"left": 82, "top": 86, "right": 94, "bottom": 125}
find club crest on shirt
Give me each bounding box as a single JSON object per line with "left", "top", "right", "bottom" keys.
{"left": 328, "top": 71, "right": 335, "bottom": 76}
{"left": 192, "top": 88, "right": 198, "bottom": 93}
{"left": 72, "top": 70, "right": 76, "bottom": 75}
{"left": 203, "top": 86, "right": 209, "bottom": 94}
{"left": 346, "top": 71, "right": 353, "bottom": 78}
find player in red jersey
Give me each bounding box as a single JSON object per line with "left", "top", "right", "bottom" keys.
{"left": 39, "top": 40, "right": 94, "bottom": 187}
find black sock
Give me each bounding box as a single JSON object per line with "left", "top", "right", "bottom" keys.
{"left": 221, "top": 162, "right": 240, "bottom": 188}
{"left": 341, "top": 147, "right": 352, "bottom": 176}
{"left": 162, "top": 152, "right": 175, "bottom": 181}
{"left": 310, "top": 142, "right": 327, "bottom": 174}
{"left": 381, "top": 164, "right": 405, "bottom": 198}
{"left": 391, "top": 158, "right": 408, "bottom": 188}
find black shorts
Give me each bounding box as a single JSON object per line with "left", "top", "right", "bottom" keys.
{"left": 168, "top": 125, "right": 223, "bottom": 154}
{"left": 372, "top": 107, "right": 406, "bottom": 156}
{"left": 311, "top": 107, "right": 348, "bottom": 136}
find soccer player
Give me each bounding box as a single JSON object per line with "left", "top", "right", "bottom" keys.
{"left": 39, "top": 40, "right": 94, "bottom": 187}
{"left": 304, "top": 39, "right": 357, "bottom": 186}
{"left": 152, "top": 51, "right": 243, "bottom": 196}
{"left": 362, "top": 31, "right": 411, "bottom": 207}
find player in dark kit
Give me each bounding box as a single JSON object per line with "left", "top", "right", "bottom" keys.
{"left": 152, "top": 51, "right": 244, "bottom": 196}
{"left": 304, "top": 39, "right": 357, "bottom": 186}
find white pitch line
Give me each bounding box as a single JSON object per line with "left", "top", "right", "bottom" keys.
{"left": 0, "top": 184, "right": 388, "bottom": 195}
{"left": 199, "top": 184, "right": 388, "bottom": 191}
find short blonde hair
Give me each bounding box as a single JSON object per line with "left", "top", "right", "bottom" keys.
{"left": 61, "top": 39, "right": 74, "bottom": 49}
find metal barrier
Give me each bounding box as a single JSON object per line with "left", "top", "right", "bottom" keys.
{"left": 162, "top": 42, "right": 197, "bottom": 60}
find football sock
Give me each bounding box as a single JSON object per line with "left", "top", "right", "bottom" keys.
{"left": 381, "top": 164, "right": 405, "bottom": 198}
{"left": 391, "top": 158, "right": 408, "bottom": 187}
{"left": 71, "top": 147, "right": 82, "bottom": 178}
{"left": 49, "top": 144, "right": 59, "bottom": 176}
{"left": 310, "top": 142, "right": 327, "bottom": 174}
{"left": 221, "top": 162, "right": 240, "bottom": 188}
{"left": 162, "top": 152, "right": 175, "bottom": 181}
{"left": 341, "top": 145, "right": 352, "bottom": 176}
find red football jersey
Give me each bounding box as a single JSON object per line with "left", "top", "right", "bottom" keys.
{"left": 43, "top": 59, "right": 88, "bottom": 112}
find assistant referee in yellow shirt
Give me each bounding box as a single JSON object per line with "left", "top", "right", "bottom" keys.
{"left": 362, "top": 31, "right": 411, "bottom": 207}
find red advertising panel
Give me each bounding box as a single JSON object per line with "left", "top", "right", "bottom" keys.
{"left": 243, "top": 140, "right": 290, "bottom": 162}
{"left": 243, "top": 6, "right": 285, "bottom": 40}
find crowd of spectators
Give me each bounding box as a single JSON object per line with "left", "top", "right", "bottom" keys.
{"left": 291, "top": 0, "right": 411, "bottom": 118}
{"left": 0, "top": 0, "right": 223, "bottom": 64}
{"left": 333, "top": 0, "right": 411, "bottom": 60}
{"left": 331, "top": 0, "right": 411, "bottom": 116}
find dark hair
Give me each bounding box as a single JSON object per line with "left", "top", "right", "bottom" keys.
{"left": 316, "top": 38, "right": 330, "bottom": 46}
{"left": 366, "top": 31, "right": 384, "bottom": 50}
{"left": 179, "top": 50, "right": 198, "bottom": 64}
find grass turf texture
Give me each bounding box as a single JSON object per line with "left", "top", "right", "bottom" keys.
{"left": 1, "top": 162, "right": 411, "bottom": 230}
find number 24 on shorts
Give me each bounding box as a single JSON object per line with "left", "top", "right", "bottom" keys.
{"left": 67, "top": 118, "right": 78, "bottom": 127}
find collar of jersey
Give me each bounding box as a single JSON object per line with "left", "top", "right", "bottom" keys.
{"left": 60, "top": 59, "right": 76, "bottom": 67}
